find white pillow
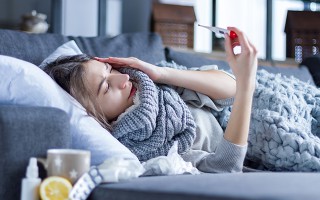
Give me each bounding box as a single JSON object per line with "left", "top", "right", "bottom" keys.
{"left": 0, "top": 55, "right": 138, "bottom": 165}
{"left": 38, "top": 40, "right": 83, "bottom": 68}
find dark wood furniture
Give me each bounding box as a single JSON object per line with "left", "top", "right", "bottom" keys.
{"left": 285, "top": 10, "right": 320, "bottom": 63}
{"left": 151, "top": 3, "right": 196, "bottom": 49}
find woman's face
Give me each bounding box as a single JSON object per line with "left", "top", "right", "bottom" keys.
{"left": 83, "top": 60, "right": 136, "bottom": 121}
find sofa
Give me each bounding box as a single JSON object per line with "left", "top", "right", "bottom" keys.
{"left": 1, "top": 28, "right": 320, "bottom": 200}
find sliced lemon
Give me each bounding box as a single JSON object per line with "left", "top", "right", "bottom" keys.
{"left": 40, "top": 176, "right": 72, "bottom": 200}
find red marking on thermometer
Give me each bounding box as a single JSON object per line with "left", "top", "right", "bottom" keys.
{"left": 198, "top": 24, "right": 238, "bottom": 40}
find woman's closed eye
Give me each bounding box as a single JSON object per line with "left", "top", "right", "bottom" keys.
{"left": 104, "top": 67, "right": 112, "bottom": 94}
{"left": 97, "top": 64, "right": 113, "bottom": 96}
{"left": 104, "top": 80, "right": 109, "bottom": 94}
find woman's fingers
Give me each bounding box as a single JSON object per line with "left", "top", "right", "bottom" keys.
{"left": 247, "top": 39, "right": 258, "bottom": 55}
{"left": 224, "top": 33, "right": 235, "bottom": 63}
{"left": 94, "top": 57, "right": 109, "bottom": 62}
{"left": 96, "top": 57, "right": 166, "bottom": 83}
{"left": 226, "top": 27, "right": 257, "bottom": 60}
{"left": 224, "top": 27, "right": 258, "bottom": 86}
{"left": 95, "top": 57, "right": 138, "bottom": 65}
{"left": 228, "top": 27, "right": 251, "bottom": 52}
{"left": 94, "top": 57, "right": 140, "bottom": 68}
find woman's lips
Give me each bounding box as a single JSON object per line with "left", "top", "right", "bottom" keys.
{"left": 129, "top": 84, "right": 137, "bottom": 99}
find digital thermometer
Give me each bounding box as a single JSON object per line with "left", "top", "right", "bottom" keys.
{"left": 198, "top": 24, "right": 238, "bottom": 40}
{"left": 198, "top": 24, "right": 241, "bottom": 54}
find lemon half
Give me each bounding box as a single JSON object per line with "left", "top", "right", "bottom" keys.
{"left": 40, "top": 176, "right": 72, "bottom": 200}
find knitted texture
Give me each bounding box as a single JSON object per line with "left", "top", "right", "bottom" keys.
{"left": 112, "top": 68, "right": 196, "bottom": 161}
{"left": 214, "top": 69, "right": 320, "bottom": 171}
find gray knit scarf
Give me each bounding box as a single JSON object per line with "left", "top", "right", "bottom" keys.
{"left": 111, "top": 68, "right": 196, "bottom": 161}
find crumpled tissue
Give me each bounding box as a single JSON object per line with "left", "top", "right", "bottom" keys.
{"left": 142, "top": 141, "right": 200, "bottom": 176}
{"left": 98, "top": 141, "right": 200, "bottom": 183}
{"left": 98, "top": 157, "right": 144, "bottom": 183}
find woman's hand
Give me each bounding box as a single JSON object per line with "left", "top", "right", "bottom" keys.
{"left": 224, "top": 27, "right": 258, "bottom": 92}
{"left": 94, "top": 57, "right": 164, "bottom": 82}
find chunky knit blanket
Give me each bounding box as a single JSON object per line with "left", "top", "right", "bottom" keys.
{"left": 214, "top": 69, "right": 320, "bottom": 171}
{"left": 112, "top": 68, "right": 196, "bottom": 161}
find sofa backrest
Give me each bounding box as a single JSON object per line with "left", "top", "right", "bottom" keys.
{"left": 0, "top": 29, "right": 166, "bottom": 66}
{"left": 0, "top": 29, "right": 68, "bottom": 65}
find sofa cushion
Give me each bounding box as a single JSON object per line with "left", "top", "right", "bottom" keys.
{"left": 90, "top": 172, "right": 320, "bottom": 200}
{"left": 69, "top": 32, "right": 165, "bottom": 65}
{"left": 0, "top": 105, "right": 70, "bottom": 200}
{"left": 0, "top": 29, "right": 165, "bottom": 66}
{"left": 0, "top": 29, "right": 68, "bottom": 65}
{"left": 0, "top": 55, "right": 138, "bottom": 166}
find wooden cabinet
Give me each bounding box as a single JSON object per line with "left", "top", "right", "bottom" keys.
{"left": 151, "top": 3, "right": 196, "bottom": 48}
{"left": 285, "top": 10, "right": 320, "bottom": 63}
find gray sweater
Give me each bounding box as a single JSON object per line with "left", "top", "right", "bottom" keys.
{"left": 177, "top": 65, "right": 247, "bottom": 173}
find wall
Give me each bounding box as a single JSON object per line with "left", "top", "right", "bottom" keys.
{"left": 61, "top": 0, "right": 98, "bottom": 36}
{"left": 0, "top": 0, "right": 51, "bottom": 30}
{"left": 0, "top": 0, "right": 211, "bottom": 52}
{"left": 216, "top": 0, "right": 267, "bottom": 59}
{"left": 0, "top": 0, "right": 147, "bottom": 36}
{"left": 193, "top": 0, "right": 212, "bottom": 53}
{"left": 106, "top": 0, "right": 122, "bottom": 37}
{"left": 216, "top": 0, "right": 306, "bottom": 61}
{"left": 121, "top": 0, "right": 153, "bottom": 33}
{"left": 272, "top": 0, "right": 303, "bottom": 61}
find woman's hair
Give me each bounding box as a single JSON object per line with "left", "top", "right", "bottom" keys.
{"left": 43, "top": 54, "right": 112, "bottom": 131}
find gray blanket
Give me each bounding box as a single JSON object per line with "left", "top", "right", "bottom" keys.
{"left": 216, "top": 69, "right": 320, "bottom": 171}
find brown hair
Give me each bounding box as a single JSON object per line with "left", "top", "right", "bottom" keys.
{"left": 43, "top": 54, "right": 112, "bottom": 131}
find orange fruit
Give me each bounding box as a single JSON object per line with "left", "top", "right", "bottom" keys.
{"left": 39, "top": 176, "right": 72, "bottom": 200}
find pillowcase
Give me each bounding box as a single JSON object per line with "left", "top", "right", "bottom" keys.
{"left": 38, "top": 40, "right": 82, "bottom": 68}
{"left": 0, "top": 55, "right": 138, "bottom": 165}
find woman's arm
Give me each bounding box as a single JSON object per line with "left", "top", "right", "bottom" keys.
{"left": 222, "top": 27, "right": 257, "bottom": 146}
{"left": 159, "top": 67, "right": 236, "bottom": 100}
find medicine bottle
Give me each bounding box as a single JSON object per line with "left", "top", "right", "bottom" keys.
{"left": 21, "top": 157, "right": 41, "bottom": 200}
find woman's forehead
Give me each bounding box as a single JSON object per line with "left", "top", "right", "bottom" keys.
{"left": 84, "top": 60, "right": 105, "bottom": 74}
{"left": 83, "top": 60, "right": 107, "bottom": 92}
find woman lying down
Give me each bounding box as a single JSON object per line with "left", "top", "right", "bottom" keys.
{"left": 45, "top": 26, "right": 320, "bottom": 173}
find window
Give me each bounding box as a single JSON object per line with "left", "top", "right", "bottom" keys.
{"left": 216, "top": 0, "right": 267, "bottom": 59}
{"left": 215, "top": 0, "right": 306, "bottom": 61}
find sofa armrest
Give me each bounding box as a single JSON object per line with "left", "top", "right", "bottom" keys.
{"left": 0, "top": 105, "right": 71, "bottom": 199}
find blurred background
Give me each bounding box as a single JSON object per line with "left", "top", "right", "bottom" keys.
{"left": 0, "top": 0, "right": 319, "bottom": 63}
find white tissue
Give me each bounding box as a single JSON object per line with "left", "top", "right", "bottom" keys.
{"left": 98, "top": 158, "right": 145, "bottom": 183}
{"left": 142, "top": 141, "right": 200, "bottom": 176}
{"left": 98, "top": 141, "right": 199, "bottom": 183}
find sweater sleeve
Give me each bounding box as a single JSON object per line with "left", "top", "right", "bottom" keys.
{"left": 196, "top": 137, "right": 247, "bottom": 173}
{"left": 158, "top": 61, "right": 235, "bottom": 111}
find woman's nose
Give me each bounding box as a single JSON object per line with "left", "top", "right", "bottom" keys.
{"left": 110, "top": 73, "right": 130, "bottom": 89}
